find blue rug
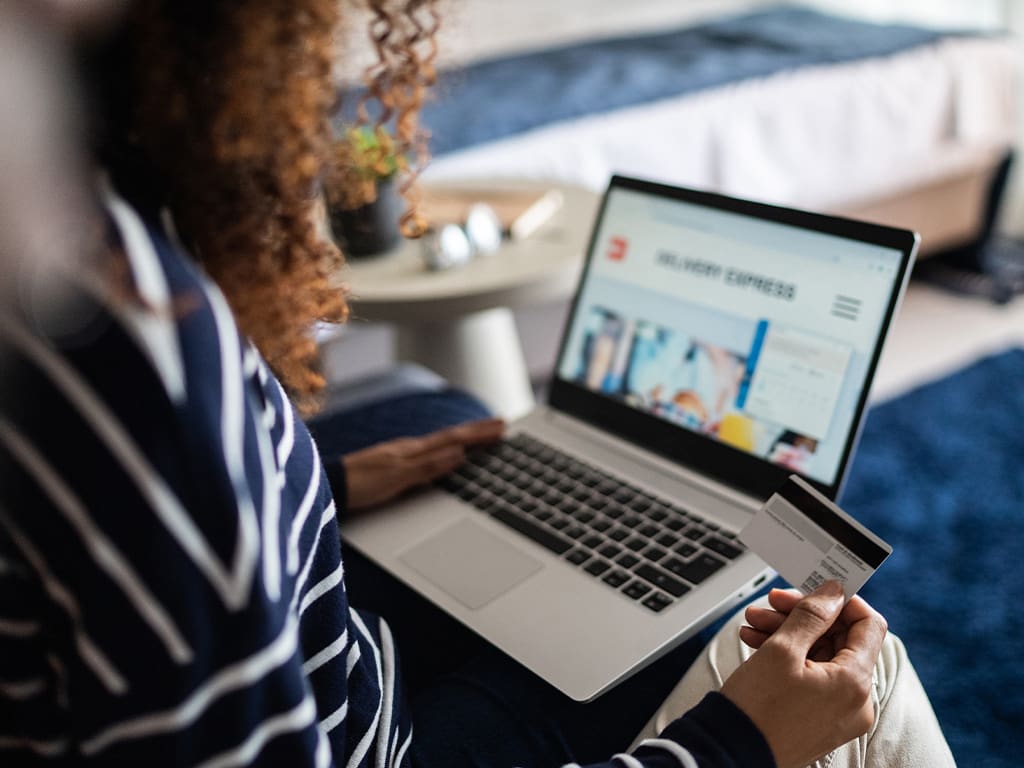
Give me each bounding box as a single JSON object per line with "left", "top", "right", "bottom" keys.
{"left": 840, "top": 348, "right": 1024, "bottom": 767}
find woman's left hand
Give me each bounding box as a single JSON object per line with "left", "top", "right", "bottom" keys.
{"left": 342, "top": 418, "right": 505, "bottom": 511}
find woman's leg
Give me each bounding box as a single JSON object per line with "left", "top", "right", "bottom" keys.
{"left": 408, "top": 626, "right": 715, "bottom": 768}
{"left": 631, "top": 595, "right": 957, "bottom": 768}
{"left": 344, "top": 539, "right": 718, "bottom": 768}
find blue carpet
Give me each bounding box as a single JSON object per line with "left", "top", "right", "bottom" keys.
{"left": 840, "top": 348, "right": 1024, "bottom": 767}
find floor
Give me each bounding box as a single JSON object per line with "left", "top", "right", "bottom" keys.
{"left": 870, "top": 279, "right": 1024, "bottom": 402}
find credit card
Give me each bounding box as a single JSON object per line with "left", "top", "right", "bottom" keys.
{"left": 739, "top": 475, "right": 892, "bottom": 601}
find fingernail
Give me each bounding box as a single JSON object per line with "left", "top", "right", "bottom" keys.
{"left": 819, "top": 580, "right": 844, "bottom": 598}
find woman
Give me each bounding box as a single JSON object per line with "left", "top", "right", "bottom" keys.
{"left": 0, "top": 1, "right": 954, "bottom": 766}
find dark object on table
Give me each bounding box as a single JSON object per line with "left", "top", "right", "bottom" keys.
{"left": 918, "top": 236, "right": 1024, "bottom": 305}
{"left": 917, "top": 152, "right": 1024, "bottom": 304}
{"left": 330, "top": 177, "right": 403, "bottom": 257}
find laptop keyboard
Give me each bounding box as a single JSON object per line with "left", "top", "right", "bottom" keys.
{"left": 436, "top": 433, "right": 746, "bottom": 614}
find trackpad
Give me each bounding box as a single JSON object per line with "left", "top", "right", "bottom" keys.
{"left": 400, "top": 519, "right": 543, "bottom": 610}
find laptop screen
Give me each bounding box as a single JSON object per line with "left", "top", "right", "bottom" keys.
{"left": 553, "top": 179, "right": 911, "bottom": 493}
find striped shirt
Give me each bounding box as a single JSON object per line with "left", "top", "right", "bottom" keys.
{"left": 0, "top": 191, "right": 770, "bottom": 768}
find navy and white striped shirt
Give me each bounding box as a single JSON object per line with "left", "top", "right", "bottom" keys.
{"left": 0, "top": 190, "right": 410, "bottom": 767}
{"left": 0, "top": 192, "right": 770, "bottom": 767}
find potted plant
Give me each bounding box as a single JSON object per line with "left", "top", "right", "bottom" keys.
{"left": 325, "top": 125, "right": 407, "bottom": 257}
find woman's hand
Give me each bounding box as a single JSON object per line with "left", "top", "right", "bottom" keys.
{"left": 720, "top": 582, "right": 888, "bottom": 768}
{"left": 342, "top": 418, "right": 505, "bottom": 511}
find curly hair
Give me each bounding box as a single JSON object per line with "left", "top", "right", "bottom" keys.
{"left": 90, "top": 0, "right": 439, "bottom": 408}
{"left": 359, "top": 0, "right": 441, "bottom": 236}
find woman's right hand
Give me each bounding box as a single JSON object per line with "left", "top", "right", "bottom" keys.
{"left": 720, "top": 582, "right": 888, "bottom": 768}
{"left": 342, "top": 418, "right": 505, "bottom": 511}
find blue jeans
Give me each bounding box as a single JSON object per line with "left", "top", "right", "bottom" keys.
{"left": 308, "top": 389, "right": 713, "bottom": 767}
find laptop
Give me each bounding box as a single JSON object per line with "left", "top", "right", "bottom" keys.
{"left": 340, "top": 175, "right": 918, "bottom": 701}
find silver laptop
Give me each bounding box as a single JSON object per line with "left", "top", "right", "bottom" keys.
{"left": 341, "top": 175, "right": 918, "bottom": 701}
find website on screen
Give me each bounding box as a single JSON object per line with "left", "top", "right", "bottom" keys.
{"left": 558, "top": 188, "right": 902, "bottom": 485}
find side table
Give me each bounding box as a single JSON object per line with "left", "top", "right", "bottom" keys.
{"left": 339, "top": 181, "right": 601, "bottom": 419}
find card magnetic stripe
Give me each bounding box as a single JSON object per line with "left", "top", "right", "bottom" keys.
{"left": 778, "top": 480, "right": 889, "bottom": 568}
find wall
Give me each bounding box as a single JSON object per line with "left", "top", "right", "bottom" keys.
{"left": 1002, "top": 0, "right": 1024, "bottom": 235}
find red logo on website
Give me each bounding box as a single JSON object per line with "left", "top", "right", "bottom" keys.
{"left": 607, "top": 236, "right": 628, "bottom": 262}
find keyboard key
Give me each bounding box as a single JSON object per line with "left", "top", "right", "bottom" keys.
{"left": 647, "top": 506, "right": 669, "bottom": 522}
{"left": 617, "top": 553, "right": 640, "bottom": 569}
{"left": 642, "top": 592, "right": 674, "bottom": 613}
{"left": 621, "top": 515, "right": 642, "bottom": 529}
{"left": 608, "top": 527, "right": 630, "bottom": 542}
{"left": 673, "top": 542, "right": 698, "bottom": 558}
{"left": 581, "top": 534, "right": 603, "bottom": 550}
{"left": 638, "top": 524, "right": 660, "bottom": 538}
{"left": 526, "top": 481, "right": 547, "bottom": 496}
{"left": 573, "top": 510, "right": 596, "bottom": 525}
{"left": 664, "top": 517, "right": 686, "bottom": 531}
{"left": 705, "top": 537, "right": 744, "bottom": 560}
{"left": 662, "top": 553, "right": 725, "bottom": 584}
{"left": 515, "top": 497, "right": 537, "bottom": 512}
{"left": 622, "top": 581, "right": 651, "bottom": 601}
{"left": 656, "top": 532, "right": 679, "bottom": 548}
{"left": 557, "top": 498, "right": 580, "bottom": 514}
{"left": 624, "top": 537, "right": 647, "bottom": 552}
{"left": 630, "top": 497, "right": 652, "bottom": 513}
{"left": 585, "top": 559, "right": 611, "bottom": 577}
{"left": 591, "top": 518, "right": 613, "bottom": 533}
{"left": 564, "top": 525, "right": 587, "bottom": 540}
{"left": 599, "top": 543, "right": 622, "bottom": 559}
{"left": 634, "top": 564, "right": 691, "bottom": 598}
{"left": 566, "top": 549, "right": 590, "bottom": 565}
{"left": 643, "top": 546, "right": 667, "bottom": 563}
{"left": 683, "top": 526, "right": 706, "bottom": 541}
{"left": 602, "top": 570, "right": 630, "bottom": 588}
{"left": 491, "top": 507, "right": 572, "bottom": 555}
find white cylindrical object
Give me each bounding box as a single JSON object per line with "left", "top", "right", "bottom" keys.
{"left": 395, "top": 307, "right": 535, "bottom": 420}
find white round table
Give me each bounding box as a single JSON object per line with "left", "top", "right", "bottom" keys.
{"left": 340, "top": 181, "right": 601, "bottom": 419}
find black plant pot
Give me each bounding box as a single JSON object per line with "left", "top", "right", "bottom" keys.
{"left": 329, "top": 178, "right": 402, "bottom": 258}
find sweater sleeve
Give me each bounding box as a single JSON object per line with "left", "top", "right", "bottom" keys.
{"left": 323, "top": 457, "right": 348, "bottom": 518}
